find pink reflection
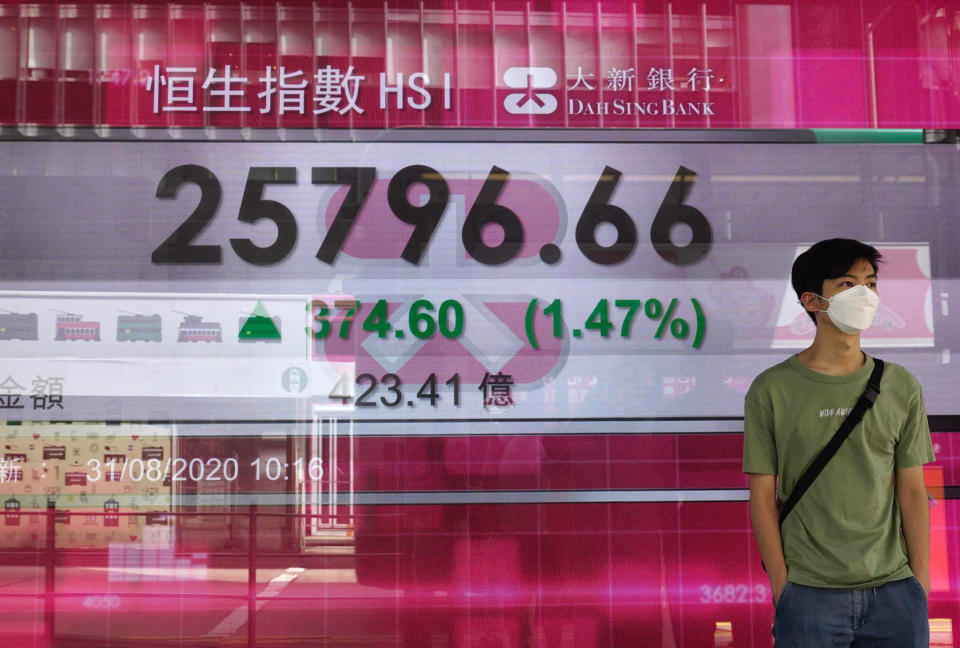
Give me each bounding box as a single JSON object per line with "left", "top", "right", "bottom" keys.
{"left": 4, "top": 2, "right": 960, "bottom": 129}
{"left": 1, "top": 499, "right": 957, "bottom": 646}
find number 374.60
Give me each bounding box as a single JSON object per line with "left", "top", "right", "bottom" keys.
{"left": 151, "top": 164, "right": 711, "bottom": 268}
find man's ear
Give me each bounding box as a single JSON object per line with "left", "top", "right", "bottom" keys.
{"left": 799, "top": 292, "right": 824, "bottom": 314}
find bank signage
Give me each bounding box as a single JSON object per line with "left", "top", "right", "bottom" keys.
{"left": 139, "top": 64, "right": 718, "bottom": 121}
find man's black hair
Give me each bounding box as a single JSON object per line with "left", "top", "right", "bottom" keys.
{"left": 791, "top": 238, "right": 883, "bottom": 324}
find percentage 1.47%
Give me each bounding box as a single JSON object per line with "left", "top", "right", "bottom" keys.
{"left": 524, "top": 298, "right": 705, "bottom": 350}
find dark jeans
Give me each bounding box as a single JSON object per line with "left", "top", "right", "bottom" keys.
{"left": 773, "top": 576, "right": 928, "bottom": 647}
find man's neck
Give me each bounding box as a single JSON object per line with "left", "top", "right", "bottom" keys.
{"left": 796, "top": 325, "right": 865, "bottom": 376}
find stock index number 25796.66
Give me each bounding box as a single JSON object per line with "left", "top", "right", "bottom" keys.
{"left": 151, "top": 164, "right": 711, "bottom": 268}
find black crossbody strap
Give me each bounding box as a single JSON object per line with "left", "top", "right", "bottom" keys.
{"left": 778, "top": 358, "right": 885, "bottom": 527}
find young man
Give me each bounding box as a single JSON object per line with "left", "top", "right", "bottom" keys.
{"left": 743, "top": 238, "right": 934, "bottom": 647}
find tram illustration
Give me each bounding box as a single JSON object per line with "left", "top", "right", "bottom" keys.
{"left": 0, "top": 311, "right": 38, "bottom": 340}
{"left": 176, "top": 314, "right": 223, "bottom": 343}
{"left": 54, "top": 312, "right": 100, "bottom": 341}
{"left": 117, "top": 313, "right": 162, "bottom": 342}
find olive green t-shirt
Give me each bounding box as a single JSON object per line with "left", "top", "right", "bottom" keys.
{"left": 742, "top": 354, "right": 934, "bottom": 588}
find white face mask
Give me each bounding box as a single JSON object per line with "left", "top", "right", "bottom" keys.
{"left": 814, "top": 284, "right": 880, "bottom": 335}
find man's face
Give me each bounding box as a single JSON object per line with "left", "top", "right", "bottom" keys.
{"left": 819, "top": 258, "right": 878, "bottom": 301}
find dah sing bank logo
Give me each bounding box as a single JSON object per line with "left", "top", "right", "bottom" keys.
{"left": 503, "top": 67, "right": 558, "bottom": 114}
{"left": 504, "top": 65, "right": 717, "bottom": 117}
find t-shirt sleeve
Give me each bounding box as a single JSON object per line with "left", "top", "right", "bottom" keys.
{"left": 894, "top": 382, "right": 935, "bottom": 469}
{"left": 743, "top": 394, "right": 778, "bottom": 475}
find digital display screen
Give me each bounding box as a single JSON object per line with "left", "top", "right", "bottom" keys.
{"left": 1, "top": 137, "right": 957, "bottom": 646}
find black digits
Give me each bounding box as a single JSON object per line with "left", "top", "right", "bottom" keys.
{"left": 462, "top": 166, "right": 524, "bottom": 265}
{"left": 229, "top": 167, "right": 298, "bottom": 265}
{"left": 387, "top": 165, "right": 449, "bottom": 265}
{"left": 649, "top": 166, "right": 712, "bottom": 265}
{"left": 575, "top": 166, "right": 637, "bottom": 265}
{"left": 152, "top": 164, "right": 223, "bottom": 264}
{"left": 314, "top": 167, "right": 376, "bottom": 264}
